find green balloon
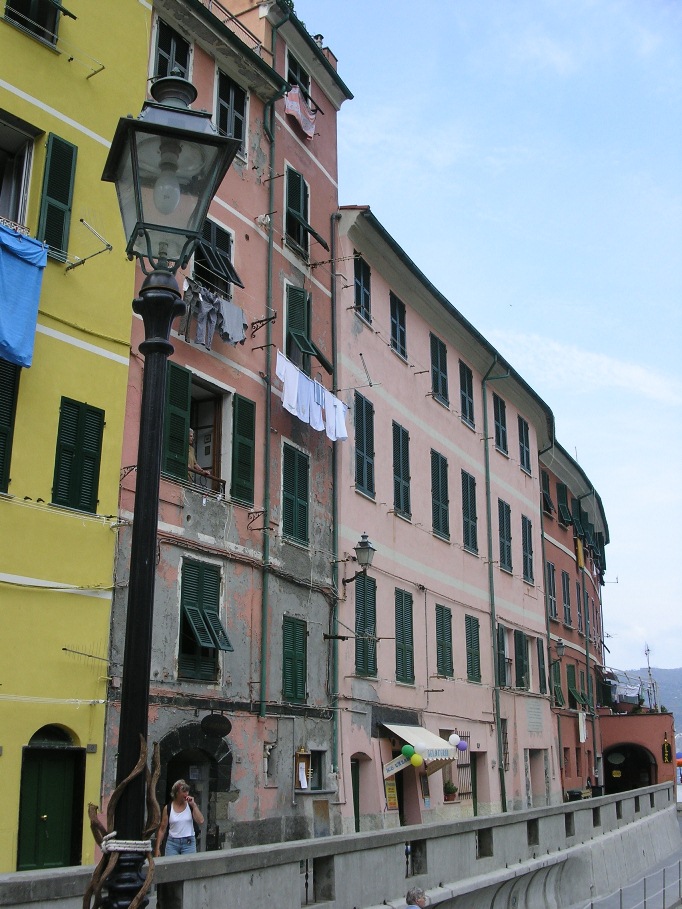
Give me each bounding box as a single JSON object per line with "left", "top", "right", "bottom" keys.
{"left": 401, "top": 744, "right": 415, "bottom": 758}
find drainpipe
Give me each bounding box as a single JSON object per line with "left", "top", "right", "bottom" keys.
{"left": 579, "top": 489, "right": 598, "bottom": 783}
{"left": 259, "top": 12, "right": 290, "bottom": 719}
{"left": 330, "top": 212, "right": 341, "bottom": 773}
{"left": 482, "top": 357, "right": 509, "bottom": 813}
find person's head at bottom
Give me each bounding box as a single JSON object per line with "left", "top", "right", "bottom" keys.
{"left": 406, "top": 887, "right": 426, "bottom": 907}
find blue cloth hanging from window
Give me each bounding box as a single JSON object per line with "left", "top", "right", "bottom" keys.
{"left": 0, "top": 223, "right": 47, "bottom": 367}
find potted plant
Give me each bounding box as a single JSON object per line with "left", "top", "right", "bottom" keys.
{"left": 443, "top": 780, "right": 458, "bottom": 802}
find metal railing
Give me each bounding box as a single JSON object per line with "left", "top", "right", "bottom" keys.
{"left": 579, "top": 857, "right": 682, "bottom": 909}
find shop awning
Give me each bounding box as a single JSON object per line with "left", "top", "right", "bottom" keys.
{"left": 383, "top": 723, "right": 457, "bottom": 776}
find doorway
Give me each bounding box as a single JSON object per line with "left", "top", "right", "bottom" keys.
{"left": 164, "top": 749, "right": 211, "bottom": 851}
{"left": 17, "top": 726, "right": 85, "bottom": 870}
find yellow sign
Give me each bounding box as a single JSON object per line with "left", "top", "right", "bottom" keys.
{"left": 385, "top": 778, "right": 399, "bottom": 810}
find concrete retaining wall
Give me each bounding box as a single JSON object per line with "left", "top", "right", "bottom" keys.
{"left": 0, "top": 784, "right": 679, "bottom": 909}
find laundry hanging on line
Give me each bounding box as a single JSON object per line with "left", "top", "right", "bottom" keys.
{"left": 275, "top": 350, "right": 347, "bottom": 441}
{"left": 180, "top": 277, "right": 248, "bottom": 349}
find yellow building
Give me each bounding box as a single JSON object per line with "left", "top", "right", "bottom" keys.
{"left": 0, "top": 0, "right": 149, "bottom": 871}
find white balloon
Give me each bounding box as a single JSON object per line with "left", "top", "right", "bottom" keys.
{"left": 449, "top": 733, "right": 460, "bottom": 747}
{"left": 414, "top": 741, "right": 428, "bottom": 756}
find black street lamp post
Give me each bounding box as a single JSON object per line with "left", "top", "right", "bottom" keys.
{"left": 93, "top": 75, "right": 240, "bottom": 909}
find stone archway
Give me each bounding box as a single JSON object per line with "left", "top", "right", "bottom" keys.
{"left": 157, "top": 722, "right": 232, "bottom": 851}
{"left": 603, "top": 742, "right": 656, "bottom": 794}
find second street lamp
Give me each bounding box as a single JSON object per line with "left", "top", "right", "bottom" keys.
{"left": 90, "top": 75, "right": 240, "bottom": 909}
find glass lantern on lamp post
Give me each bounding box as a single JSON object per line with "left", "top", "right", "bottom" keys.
{"left": 90, "top": 75, "right": 240, "bottom": 909}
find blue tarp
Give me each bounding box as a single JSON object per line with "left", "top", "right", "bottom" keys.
{"left": 0, "top": 223, "right": 48, "bottom": 367}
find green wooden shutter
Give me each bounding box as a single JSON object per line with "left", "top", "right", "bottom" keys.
{"left": 53, "top": 398, "right": 104, "bottom": 513}
{"left": 522, "top": 515, "right": 534, "bottom": 582}
{"left": 431, "top": 450, "right": 449, "bottom": 538}
{"left": 282, "top": 443, "right": 309, "bottom": 543}
{"left": 395, "top": 589, "right": 414, "bottom": 683}
{"left": 231, "top": 394, "right": 255, "bottom": 504}
{"left": 283, "top": 616, "right": 306, "bottom": 701}
{"left": 498, "top": 499, "right": 512, "bottom": 570}
{"left": 556, "top": 483, "right": 572, "bottom": 525}
{"left": 392, "top": 422, "right": 410, "bottom": 516}
{"left": 496, "top": 624, "right": 507, "bottom": 686}
{"left": 537, "top": 638, "right": 547, "bottom": 694}
{"left": 179, "top": 560, "right": 219, "bottom": 680}
{"left": 0, "top": 360, "right": 20, "bottom": 493}
{"left": 37, "top": 134, "right": 77, "bottom": 261}
{"left": 355, "top": 573, "right": 377, "bottom": 676}
{"left": 566, "top": 663, "right": 578, "bottom": 708}
{"left": 462, "top": 471, "right": 477, "bottom": 552}
{"left": 493, "top": 393, "right": 507, "bottom": 452}
{"left": 354, "top": 392, "right": 375, "bottom": 496}
{"left": 465, "top": 615, "right": 481, "bottom": 682}
{"left": 552, "top": 661, "right": 565, "bottom": 706}
{"left": 163, "top": 362, "right": 192, "bottom": 479}
{"left": 430, "top": 333, "right": 448, "bottom": 403}
{"left": 436, "top": 604, "right": 453, "bottom": 677}
{"left": 514, "top": 630, "right": 529, "bottom": 688}
{"left": 285, "top": 167, "right": 308, "bottom": 251}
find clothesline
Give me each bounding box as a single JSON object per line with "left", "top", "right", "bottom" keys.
{"left": 275, "top": 350, "right": 348, "bottom": 442}
{"left": 181, "top": 277, "right": 247, "bottom": 349}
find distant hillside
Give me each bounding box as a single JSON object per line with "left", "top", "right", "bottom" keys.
{"left": 625, "top": 667, "right": 682, "bottom": 734}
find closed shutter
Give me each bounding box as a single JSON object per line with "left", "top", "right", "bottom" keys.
{"left": 37, "top": 134, "right": 77, "bottom": 261}
{"left": 392, "top": 422, "right": 410, "bottom": 517}
{"left": 498, "top": 499, "right": 512, "bottom": 570}
{"left": 52, "top": 398, "right": 104, "bottom": 512}
{"left": 395, "top": 589, "right": 414, "bottom": 683}
{"left": 462, "top": 471, "right": 477, "bottom": 552}
{"left": 552, "top": 661, "right": 565, "bottom": 706}
{"left": 436, "top": 603, "right": 453, "bottom": 677}
{"left": 493, "top": 394, "right": 507, "bottom": 452}
{"left": 163, "top": 363, "right": 192, "bottom": 479}
{"left": 537, "top": 638, "right": 547, "bottom": 694}
{"left": 522, "top": 515, "right": 534, "bottom": 582}
{"left": 355, "top": 573, "right": 377, "bottom": 675}
{"left": 514, "top": 630, "right": 529, "bottom": 689}
{"left": 431, "top": 449, "right": 449, "bottom": 538}
{"left": 430, "top": 333, "right": 448, "bottom": 403}
{"left": 465, "top": 615, "right": 481, "bottom": 682}
{"left": 354, "top": 392, "right": 375, "bottom": 496}
{"left": 283, "top": 616, "right": 306, "bottom": 701}
{"left": 282, "top": 443, "right": 309, "bottom": 543}
{"left": 0, "top": 360, "right": 20, "bottom": 493}
{"left": 179, "top": 560, "right": 217, "bottom": 681}
{"left": 496, "top": 624, "right": 507, "bottom": 686}
{"left": 231, "top": 394, "right": 255, "bottom": 504}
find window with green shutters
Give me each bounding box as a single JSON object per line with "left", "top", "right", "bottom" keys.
{"left": 566, "top": 663, "right": 586, "bottom": 709}
{"left": 354, "top": 253, "right": 371, "bottom": 322}
{"left": 514, "top": 629, "right": 529, "bottom": 689}
{"left": 498, "top": 499, "right": 512, "bottom": 571}
{"left": 496, "top": 625, "right": 509, "bottom": 687}
{"left": 556, "top": 483, "right": 572, "bottom": 525}
{"left": 493, "top": 393, "right": 507, "bottom": 453}
{"left": 354, "top": 392, "right": 375, "bottom": 496}
{"left": 435, "top": 603, "right": 453, "bottom": 677}
{"left": 285, "top": 167, "right": 329, "bottom": 258}
{"left": 395, "top": 588, "right": 414, "bottom": 683}
{"left": 193, "top": 219, "right": 244, "bottom": 297}
{"left": 390, "top": 292, "right": 406, "bottom": 358}
{"left": 562, "top": 571, "right": 572, "bottom": 625}
{"left": 179, "top": 559, "right": 232, "bottom": 680}
{"left": 541, "top": 470, "right": 555, "bottom": 515}
{"left": 521, "top": 514, "right": 534, "bottom": 583}
{"left": 285, "top": 284, "right": 331, "bottom": 376}
{"left": 431, "top": 449, "right": 449, "bottom": 539}
{"left": 392, "top": 421, "right": 410, "bottom": 518}
{"left": 430, "top": 333, "right": 448, "bottom": 405}
{"left": 576, "top": 582, "right": 583, "bottom": 632}
{"left": 518, "top": 416, "right": 531, "bottom": 473}
{"left": 52, "top": 397, "right": 104, "bottom": 513}
{"left": 282, "top": 615, "right": 307, "bottom": 702}
{"left": 462, "top": 470, "right": 477, "bottom": 552}
{"left": 155, "top": 19, "right": 190, "bottom": 78}
{"left": 37, "top": 134, "right": 76, "bottom": 262}
{"left": 552, "top": 660, "right": 564, "bottom": 706}
{"left": 217, "top": 71, "right": 247, "bottom": 155}
{"left": 537, "top": 638, "right": 547, "bottom": 694}
{"left": 282, "top": 442, "right": 309, "bottom": 544}
{"left": 163, "top": 362, "right": 192, "bottom": 480}
{"left": 0, "top": 359, "right": 20, "bottom": 493}
{"left": 230, "top": 394, "right": 255, "bottom": 504}
{"left": 546, "top": 561, "right": 557, "bottom": 618}
{"left": 459, "top": 361, "right": 474, "bottom": 427}
{"left": 465, "top": 614, "right": 481, "bottom": 682}
{"left": 355, "top": 573, "right": 377, "bottom": 676}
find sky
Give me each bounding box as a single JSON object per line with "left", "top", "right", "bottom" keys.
{"left": 293, "top": 0, "right": 682, "bottom": 671}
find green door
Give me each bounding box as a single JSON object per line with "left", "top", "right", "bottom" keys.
{"left": 351, "top": 759, "right": 360, "bottom": 833}
{"left": 471, "top": 753, "right": 478, "bottom": 817}
{"left": 17, "top": 748, "right": 83, "bottom": 870}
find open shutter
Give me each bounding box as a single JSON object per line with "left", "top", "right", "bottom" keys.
{"left": 163, "top": 363, "right": 191, "bottom": 478}
{"left": 231, "top": 394, "right": 255, "bottom": 504}
{"left": 0, "top": 360, "right": 20, "bottom": 493}
{"left": 77, "top": 405, "right": 104, "bottom": 512}
{"left": 181, "top": 562, "right": 215, "bottom": 649}
{"left": 552, "top": 661, "right": 565, "bottom": 706}
{"left": 38, "top": 134, "right": 77, "bottom": 261}
{"left": 201, "top": 565, "right": 232, "bottom": 652}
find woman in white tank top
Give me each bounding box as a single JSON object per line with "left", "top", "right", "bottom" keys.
{"left": 154, "top": 779, "right": 205, "bottom": 856}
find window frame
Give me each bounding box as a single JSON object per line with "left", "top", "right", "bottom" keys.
{"left": 389, "top": 292, "right": 407, "bottom": 359}
{"left": 541, "top": 469, "right": 555, "bottom": 515}
{"left": 154, "top": 17, "right": 190, "bottom": 79}
{"left": 462, "top": 470, "right": 478, "bottom": 553}
{"left": 435, "top": 603, "right": 453, "bottom": 677}
{"left": 355, "top": 573, "right": 377, "bottom": 677}
{"left": 193, "top": 218, "right": 244, "bottom": 297}
{"left": 552, "top": 660, "right": 565, "bottom": 706}
{"left": 459, "top": 360, "right": 475, "bottom": 427}
{"left": 521, "top": 514, "right": 534, "bottom": 583}
{"left": 282, "top": 441, "right": 309, "bottom": 545}
{"left": 498, "top": 498, "right": 512, "bottom": 572}
{"left": 0, "top": 359, "right": 20, "bottom": 493}
{"left": 353, "top": 253, "right": 371, "bottom": 322}
{"left": 4, "top": 0, "right": 70, "bottom": 46}
{"left": 546, "top": 561, "right": 557, "bottom": 618}
{"left": 429, "top": 333, "right": 449, "bottom": 405}
{"left": 493, "top": 393, "right": 507, "bottom": 453}
{"left": 354, "top": 391, "right": 375, "bottom": 497}
{"left": 431, "top": 449, "right": 449, "bottom": 539}
{"left": 394, "top": 588, "right": 414, "bottom": 684}
{"left": 285, "top": 166, "right": 328, "bottom": 258}
{"left": 556, "top": 482, "right": 573, "bottom": 526}
{"left": 561, "top": 570, "right": 572, "bottom": 625}
{"left": 216, "top": 69, "right": 247, "bottom": 158}
{"left": 465, "top": 614, "right": 481, "bottom": 682}
{"left": 392, "top": 421, "right": 411, "bottom": 518}
{"left": 52, "top": 396, "right": 104, "bottom": 514}
{"left": 518, "top": 416, "right": 531, "bottom": 474}
{"left": 282, "top": 615, "right": 307, "bottom": 703}
{"left": 178, "top": 558, "right": 232, "bottom": 681}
